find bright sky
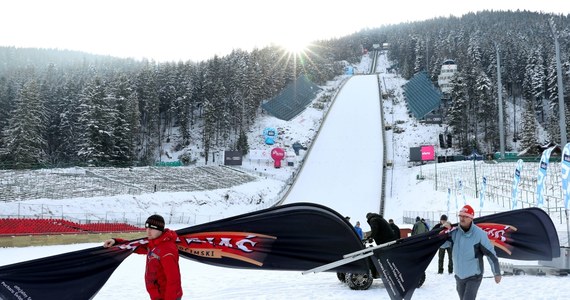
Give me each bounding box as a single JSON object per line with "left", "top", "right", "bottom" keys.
{"left": 2, "top": 0, "right": 570, "bottom": 62}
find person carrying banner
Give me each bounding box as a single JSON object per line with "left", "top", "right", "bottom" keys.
{"left": 445, "top": 205, "right": 501, "bottom": 300}
{"left": 103, "top": 214, "right": 183, "bottom": 300}
{"left": 366, "top": 212, "right": 397, "bottom": 244}
{"left": 432, "top": 214, "right": 453, "bottom": 274}
{"left": 388, "top": 218, "right": 401, "bottom": 239}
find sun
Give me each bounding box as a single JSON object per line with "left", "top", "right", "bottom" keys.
{"left": 279, "top": 39, "right": 311, "bottom": 55}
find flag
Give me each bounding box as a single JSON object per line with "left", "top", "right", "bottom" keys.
{"left": 562, "top": 143, "right": 570, "bottom": 209}
{"left": 458, "top": 178, "right": 466, "bottom": 205}
{"left": 536, "top": 146, "right": 555, "bottom": 207}
{"left": 512, "top": 159, "right": 523, "bottom": 209}
{"left": 454, "top": 178, "right": 460, "bottom": 209}
{"left": 479, "top": 176, "right": 487, "bottom": 210}
{"left": 374, "top": 207, "right": 560, "bottom": 300}
{"left": 0, "top": 203, "right": 368, "bottom": 300}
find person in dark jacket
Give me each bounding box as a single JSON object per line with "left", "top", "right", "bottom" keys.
{"left": 104, "top": 215, "right": 183, "bottom": 300}
{"left": 412, "top": 216, "right": 428, "bottom": 235}
{"left": 366, "top": 212, "right": 397, "bottom": 244}
{"left": 388, "top": 219, "right": 401, "bottom": 239}
{"left": 432, "top": 214, "right": 453, "bottom": 274}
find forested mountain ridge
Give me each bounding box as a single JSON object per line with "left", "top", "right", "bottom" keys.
{"left": 353, "top": 10, "right": 570, "bottom": 154}
{"left": 1, "top": 10, "right": 569, "bottom": 169}
{"left": 0, "top": 45, "right": 351, "bottom": 168}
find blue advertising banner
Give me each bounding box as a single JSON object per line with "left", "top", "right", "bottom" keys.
{"left": 479, "top": 176, "right": 487, "bottom": 210}
{"left": 562, "top": 143, "right": 570, "bottom": 210}
{"left": 512, "top": 159, "right": 523, "bottom": 209}
{"left": 536, "top": 147, "right": 555, "bottom": 207}
{"left": 458, "top": 178, "right": 466, "bottom": 205}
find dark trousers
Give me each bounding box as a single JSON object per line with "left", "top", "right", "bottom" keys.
{"left": 455, "top": 274, "right": 482, "bottom": 300}
{"left": 438, "top": 247, "right": 453, "bottom": 273}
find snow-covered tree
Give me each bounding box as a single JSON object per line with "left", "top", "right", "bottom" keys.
{"left": 0, "top": 79, "right": 47, "bottom": 167}
{"left": 447, "top": 73, "right": 468, "bottom": 151}
{"left": 475, "top": 70, "right": 496, "bottom": 152}
{"left": 520, "top": 99, "right": 538, "bottom": 154}
{"left": 76, "top": 77, "right": 115, "bottom": 165}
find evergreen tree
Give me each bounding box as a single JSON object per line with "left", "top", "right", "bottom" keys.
{"left": 110, "top": 74, "right": 137, "bottom": 165}
{"left": 520, "top": 98, "right": 538, "bottom": 154}
{"left": 136, "top": 62, "right": 160, "bottom": 164}
{"left": 76, "top": 77, "right": 115, "bottom": 165}
{"left": 201, "top": 56, "right": 226, "bottom": 163}
{"left": 447, "top": 73, "right": 468, "bottom": 151}
{"left": 475, "top": 70, "right": 496, "bottom": 152}
{"left": 57, "top": 78, "right": 83, "bottom": 164}
{"left": 0, "top": 77, "right": 17, "bottom": 152}
{"left": 235, "top": 129, "right": 249, "bottom": 156}
{"left": 0, "top": 79, "right": 47, "bottom": 168}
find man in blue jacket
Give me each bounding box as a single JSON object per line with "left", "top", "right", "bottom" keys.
{"left": 445, "top": 205, "right": 501, "bottom": 300}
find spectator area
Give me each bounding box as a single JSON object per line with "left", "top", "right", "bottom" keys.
{"left": 0, "top": 218, "right": 144, "bottom": 236}
{"left": 261, "top": 75, "right": 322, "bottom": 121}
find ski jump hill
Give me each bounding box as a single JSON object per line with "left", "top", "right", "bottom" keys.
{"left": 281, "top": 75, "right": 384, "bottom": 223}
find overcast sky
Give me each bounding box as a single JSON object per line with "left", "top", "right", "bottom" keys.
{"left": 2, "top": 0, "right": 570, "bottom": 62}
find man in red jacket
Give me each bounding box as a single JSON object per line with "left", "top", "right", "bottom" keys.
{"left": 104, "top": 215, "right": 182, "bottom": 300}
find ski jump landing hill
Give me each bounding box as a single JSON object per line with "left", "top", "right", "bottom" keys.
{"left": 281, "top": 75, "right": 385, "bottom": 226}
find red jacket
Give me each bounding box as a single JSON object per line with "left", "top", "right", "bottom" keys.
{"left": 117, "top": 229, "right": 182, "bottom": 300}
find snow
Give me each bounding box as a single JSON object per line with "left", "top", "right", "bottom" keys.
{"left": 1, "top": 52, "right": 569, "bottom": 299}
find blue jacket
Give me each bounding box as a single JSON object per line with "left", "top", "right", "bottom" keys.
{"left": 450, "top": 223, "right": 501, "bottom": 279}
{"left": 354, "top": 226, "right": 363, "bottom": 239}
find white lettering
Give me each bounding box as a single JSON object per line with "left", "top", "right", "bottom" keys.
{"left": 236, "top": 237, "right": 256, "bottom": 252}
{"left": 183, "top": 235, "right": 263, "bottom": 252}
{"left": 218, "top": 238, "right": 233, "bottom": 248}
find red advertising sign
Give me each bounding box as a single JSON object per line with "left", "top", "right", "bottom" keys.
{"left": 271, "top": 147, "right": 285, "bottom": 168}
{"left": 271, "top": 147, "right": 285, "bottom": 160}
{"left": 420, "top": 145, "right": 435, "bottom": 161}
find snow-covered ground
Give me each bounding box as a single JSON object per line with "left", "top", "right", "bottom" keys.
{"left": 1, "top": 52, "right": 569, "bottom": 299}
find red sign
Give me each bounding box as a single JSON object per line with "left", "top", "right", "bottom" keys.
{"left": 420, "top": 145, "right": 435, "bottom": 161}
{"left": 271, "top": 147, "right": 285, "bottom": 161}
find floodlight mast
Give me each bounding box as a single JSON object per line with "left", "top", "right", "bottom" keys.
{"left": 550, "top": 19, "right": 568, "bottom": 146}
{"left": 495, "top": 43, "right": 505, "bottom": 159}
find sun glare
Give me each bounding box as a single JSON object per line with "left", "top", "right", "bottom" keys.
{"left": 280, "top": 40, "right": 310, "bottom": 55}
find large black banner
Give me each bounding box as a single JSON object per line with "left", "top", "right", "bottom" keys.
{"left": 0, "top": 203, "right": 368, "bottom": 300}
{"left": 0, "top": 245, "right": 133, "bottom": 300}
{"left": 0, "top": 206, "right": 559, "bottom": 300}
{"left": 374, "top": 207, "right": 560, "bottom": 300}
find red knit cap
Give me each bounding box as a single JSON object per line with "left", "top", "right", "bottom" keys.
{"left": 459, "top": 205, "right": 475, "bottom": 218}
